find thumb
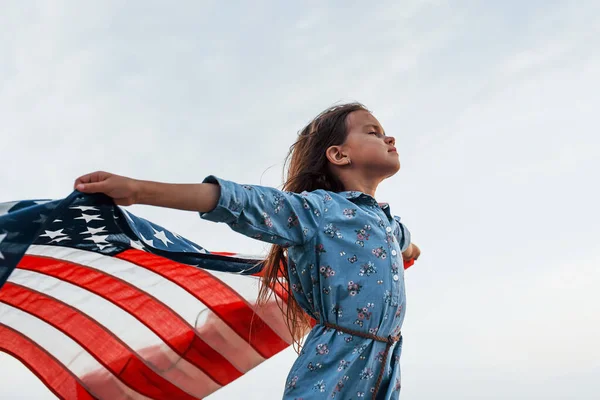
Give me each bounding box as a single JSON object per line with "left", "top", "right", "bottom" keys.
{"left": 75, "top": 181, "right": 107, "bottom": 193}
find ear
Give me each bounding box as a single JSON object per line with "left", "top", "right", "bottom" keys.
{"left": 325, "top": 145, "right": 350, "bottom": 167}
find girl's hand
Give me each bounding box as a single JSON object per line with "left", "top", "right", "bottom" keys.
{"left": 402, "top": 243, "right": 421, "bottom": 261}
{"left": 74, "top": 171, "right": 141, "bottom": 206}
{"left": 411, "top": 243, "right": 421, "bottom": 260}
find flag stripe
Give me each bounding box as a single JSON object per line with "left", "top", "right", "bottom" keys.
{"left": 28, "top": 245, "right": 271, "bottom": 373}
{"left": 0, "top": 282, "right": 201, "bottom": 400}
{"left": 18, "top": 253, "right": 242, "bottom": 386}
{"left": 0, "top": 323, "right": 95, "bottom": 400}
{"left": 0, "top": 302, "right": 154, "bottom": 400}
{"left": 208, "top": 269, "right": 294, "bottom": 343}
{"left": 8, "top": 268, "right": 220, "bottom": 398}
{"left": 116, "top": 249, "right": 290, "bottom": 356}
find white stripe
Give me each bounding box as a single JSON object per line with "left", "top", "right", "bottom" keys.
{"left": 26, "top": 245, "right": 269, "bottom": 369}
{"left": 0, "top": 302, "right": 153, "bottom": 400}
{"left": 207, "top": 270, "right": 293, "bottom": 344}
{"left": 8, "top": 269, "right": 220, "bottom": 398}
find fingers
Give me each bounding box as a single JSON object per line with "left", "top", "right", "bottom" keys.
{"left": 75, "top": 181, "right": 107, "bottom": 193}
{"left": 74, "top": 171, "right": 111, "bottom": 192}
{"left": 74, "top": 171, "right": 108, "bottom": 187}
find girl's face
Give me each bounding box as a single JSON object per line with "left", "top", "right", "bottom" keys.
{"left": 341, "top": 110, "right": 400, "bottom": 179}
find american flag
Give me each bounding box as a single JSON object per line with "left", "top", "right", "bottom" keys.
{"left": 0, "top": 190, "right": 298, "bottom": 399}
{"left": 0, "top": 191, "right": 414, "bottom": 399}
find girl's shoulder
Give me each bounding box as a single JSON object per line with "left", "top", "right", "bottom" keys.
{"left": 293, "top": 189, "right": 359, "bottom": 206}
{"left": 283, "top": 188, "right": 333, "bottom": 202}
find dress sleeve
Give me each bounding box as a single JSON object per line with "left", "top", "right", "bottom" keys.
{"left": 393, "top": 215, "right": 411, "bottom": 252}
{"left": 199, "top": 175, "right": 324, "bottom": 247}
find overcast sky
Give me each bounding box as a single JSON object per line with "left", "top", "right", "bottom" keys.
{"left": 1, "top": 1, "right": 599, "bottom": 399}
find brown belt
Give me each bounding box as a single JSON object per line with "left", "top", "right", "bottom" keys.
{"left": 322, "top": 322, "right": 401, "bottom": 400}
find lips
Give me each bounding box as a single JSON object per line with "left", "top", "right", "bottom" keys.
{"left": 388, "top": 147, "right": 397, "bottom": 152}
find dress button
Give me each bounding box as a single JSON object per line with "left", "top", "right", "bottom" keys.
{"left": 391, "top": 249, "right": 397, "bottom": 256}
{"left": 393, "top": 274, "right": 399, "bottom": 281}
{"left": 386, "top": 226, "right": 392, "bottom": 233}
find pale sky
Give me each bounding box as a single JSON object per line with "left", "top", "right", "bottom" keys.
{"left": 1, "top": 1, "right": 599, "bottom": 399}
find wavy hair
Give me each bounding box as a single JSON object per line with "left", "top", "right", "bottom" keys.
{"left": 256, "top": 102, "right": 369, "bottom": 350}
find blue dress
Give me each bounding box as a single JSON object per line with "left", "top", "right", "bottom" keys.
{"left": 200, "top": 176, "right": 411, "bottom": 399}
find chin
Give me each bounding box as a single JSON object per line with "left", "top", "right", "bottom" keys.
{"left": 383, "top": 166, "right": 400, "bottom": 179}
{"left": 388, "top": 163, "right": 401, "bottom": 177}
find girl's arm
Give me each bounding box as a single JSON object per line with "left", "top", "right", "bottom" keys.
{"left": 74, "top": 171, "right": 325, "bottom": 247}
{"left": 393, "top": 215, "right": 420, "bottom": 261}
{"left": 198, "top": 175, "right": 324, "bottom": 247}
{"left": 74, "top": 171, "right": 220, "bottom": 211}
{"left": 138, "top": 181, "right": 221, "bottom": 212}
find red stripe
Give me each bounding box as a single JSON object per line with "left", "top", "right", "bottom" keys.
{"left": 0, "top": 283, "right": 200, "bottom": 400}
{"left": 210, "top": 254, "right": 288, "bottom": 304}
{"left": 18, "top": 254, "right": 241, "bottom": 386}
{"left": 116, "top": 250, "right": 289, "bottom": 357}
{"left": 0, "top": 323, "right": 94, "bottom": 400}
{"left": 209, "top": 252, "right": 238, "bottom": 257}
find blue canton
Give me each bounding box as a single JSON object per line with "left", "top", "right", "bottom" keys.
{"left": 0, "top": 192, "right": 262, "bottom": 289}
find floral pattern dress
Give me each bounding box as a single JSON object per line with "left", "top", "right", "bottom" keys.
{"left": 200, "top": 176, "right": 412, "bottom": 399}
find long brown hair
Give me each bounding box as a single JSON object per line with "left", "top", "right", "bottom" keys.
{"left": 256, "top": 102, "right": 369, "bottom": 350}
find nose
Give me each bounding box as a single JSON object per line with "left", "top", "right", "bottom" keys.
{"left": 385, "top": 136, "right": 395, "bottom": 146}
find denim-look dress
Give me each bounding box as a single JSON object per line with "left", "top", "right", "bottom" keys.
{"left": 200, "top": 176, "right": 411, "bottom": 399}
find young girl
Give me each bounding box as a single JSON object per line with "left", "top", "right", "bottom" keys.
{"left": 74, "top": 103, "right": 420, "bottom": 400}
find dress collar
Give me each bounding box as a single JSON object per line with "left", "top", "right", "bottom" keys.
{"left": 339, "top": 190, "right": 369, "bottom": 200}
{"left": 337, "top": 191, "right": 392, "bottom": 219}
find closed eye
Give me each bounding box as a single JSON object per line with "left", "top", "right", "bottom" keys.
{"left": 369, "top": 131, "right": 384, "bottom": 138}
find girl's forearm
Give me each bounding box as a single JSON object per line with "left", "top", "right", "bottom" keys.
{"left": 136, "top": 180, "right": 220, "bottom": 212}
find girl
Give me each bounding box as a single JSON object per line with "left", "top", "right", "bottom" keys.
{"left": 74, "top": 103, "right": 421, "bottom": 400}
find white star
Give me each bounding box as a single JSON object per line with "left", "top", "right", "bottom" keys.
{"left": 53, "top": 219, "right": 62, "bottom": 223}
{"left": 152, "top": 228, "right": 173, "bottom": 247}
{"left": 97, "top": 244, "right": 112, "bottom": 250}
{"left": 50, "top": 236, "right": 71, "bottom": 244}
{"left": 75, "top": 214, "right": 104, "bottom": 224}
{"left": 80, "top": 226, "right": 107, "bottom": 235}
{"left": 129, "top": 239, "right": 145, "bottom": 250}
{"left": 140, "top": 233, "right": 154, "bottom": 247}
{"left": 0, "top": 232, "right": 7, "bottom": 259}
{"left": 40, "top": 229, "right": 67, "bottom": 240}
{"left": 70, "top": 206, "right": 99, "bottom": 212}
{"left": 84, "top": 235, "right": 109, "bottom": 244}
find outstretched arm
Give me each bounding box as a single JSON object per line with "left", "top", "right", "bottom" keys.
{"left": 74, "top": 171, "right": 324, "bottom": 248}
{"left": 74, "top": 171, "right": 220, "bottom": 212}
{"left": 393, "top": 215, "right": 420, "bottom": 262}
